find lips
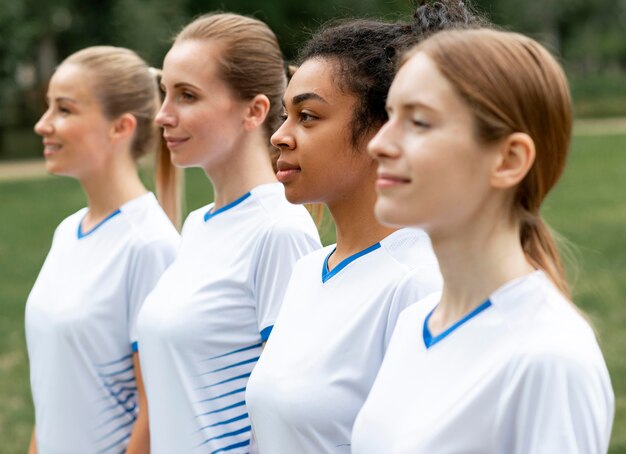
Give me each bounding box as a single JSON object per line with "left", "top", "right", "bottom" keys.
{"left": 276, "top": 160, "right": 301, "bottom": 183}
{"left": 375, "top": 171, "right": 410, "bottom": 189}
{"left": 42, "top": 141, "right": 62, "bottom": 157}
{"left": 163, "top": 136, "right": 189, "bottom": 149}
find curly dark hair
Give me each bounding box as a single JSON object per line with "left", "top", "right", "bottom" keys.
{"left": 297, "top": 0, "right": 486, "bottom": 149}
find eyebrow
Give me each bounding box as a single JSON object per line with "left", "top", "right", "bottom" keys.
{"left": 160, "top": 81, "right": 202, "bottom": 91}
{"left": 51, "top": 96, "right": 78, "bottom": 104}
{"left": 290, "top": 92, "right": 328, "bottom": 106}
{"left": 390, "top": 100, "right": 438, "bottom": 114}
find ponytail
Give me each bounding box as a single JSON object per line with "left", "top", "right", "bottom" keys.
{"left": 151, "top": 67, "right": 183, "bottom": 229}
{"left": 519, "top": 211, "right": 569, "bottom": 298}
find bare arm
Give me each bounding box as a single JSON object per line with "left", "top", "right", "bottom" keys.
{"left": 27, "top": 428, "right": 36, "bottom": 454}
{"left": 125, "top": 352, "right": 150, "bottom": 454}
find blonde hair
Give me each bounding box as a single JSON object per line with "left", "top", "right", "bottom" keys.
{"left": 175, "top": 13, "right": 287, "bottom": 147}
{"left": 406, "top": 29, "right": 572, "bottom": 296}
{"left": 62, "top": 46, "right": 181, "bottom": 227}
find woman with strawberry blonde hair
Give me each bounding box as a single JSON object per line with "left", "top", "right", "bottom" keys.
{"left": 352, "top": 28, "right": 614, "bottom": 453}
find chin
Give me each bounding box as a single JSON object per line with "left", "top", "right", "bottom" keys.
{"left": 374, "top": 199, "right": 413, "bottom": 228}
{"left": 282, "top": 184, "right": 308, "bottom": 205}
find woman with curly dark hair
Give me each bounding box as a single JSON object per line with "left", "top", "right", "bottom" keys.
{"left": 246, "top": 2, "right": 485, "bottom": 452}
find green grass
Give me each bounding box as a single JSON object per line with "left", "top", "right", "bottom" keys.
{"left": 0, "top": 136, "right": 624, "bottom": 452}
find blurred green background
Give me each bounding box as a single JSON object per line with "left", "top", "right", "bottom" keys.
{"left": 0, "top": 0, "right": 625, "bottom": 452}
{"left": 0, "top": 0, "right": 625, "bottom": 161}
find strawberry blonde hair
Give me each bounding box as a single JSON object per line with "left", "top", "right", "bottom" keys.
{"left": 405, "top": 29, "right": 573, "bottom": 296}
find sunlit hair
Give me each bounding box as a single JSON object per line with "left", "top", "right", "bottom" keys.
{"left": 404, "top": 28, "right": 573, "bottom": 296}
{"left": 175, "top": 13, "right": 287, "bottom": 148}
{"left": 62, "top": 46, "right": 181, "bottom": 226}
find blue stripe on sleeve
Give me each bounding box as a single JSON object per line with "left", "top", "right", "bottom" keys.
{"left": 260, "top": 326, "right": 273, "bottom": 342}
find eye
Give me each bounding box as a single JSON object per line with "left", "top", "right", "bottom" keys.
{"left": 278, "top": 112, "right": 288, "bottom": 123}
{"left": 411, "top": 118, "right": 430, "bottom": 128}
{"left": 179, "top": 90, "right": 197, "bottom": 102}
{"left": 299, "top": 111, "right": 318, "bottom": 123}
{"left": 58, "top": 105, "right": 71, "bottom": 115}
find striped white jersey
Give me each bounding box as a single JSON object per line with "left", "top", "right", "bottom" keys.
{"left": 137, "top": 183, "right": 321, "bottom": 454}
{"left": 25, "top": 192, "right": 180, "bottom": 454}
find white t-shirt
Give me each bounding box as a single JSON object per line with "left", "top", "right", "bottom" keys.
{"left": 245, "top": 228, "right": 442, "bottom": 453}
{"left": 352, "top": 271, "right": 614, "bottom": 454}
{"left": 25, "top": 192, "right": 180, "bottom": 454}
{"left": 136, "top": 183, "right": 321, "bottom": 454}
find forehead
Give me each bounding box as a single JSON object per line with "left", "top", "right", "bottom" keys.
{"left": 389, "top": 52, "right": 456, "bottom": 107}
{"left": 48, "top": 63, "right": 95, "bottom": 103}
{"left": 161, "top": 39, "right": 222, "bottom": 87}
{"left": 286, "top": 58, "right": 349, "bottom": 104}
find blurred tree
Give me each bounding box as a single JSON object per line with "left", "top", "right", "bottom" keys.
{"left": 0, "top": 0, "right": 624, "bottom": 159}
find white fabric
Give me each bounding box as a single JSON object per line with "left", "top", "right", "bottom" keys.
{"left": 245, "top": 228, "right": 442, "bottom": 453}
{"left": 25, "top": 192, "right": 180, "bottom": 454}
{"left": 137, "top": 183, "right": 321, "bottom": 454}
{"left": 352, "top": 271, "right": 614, "bottom": 454}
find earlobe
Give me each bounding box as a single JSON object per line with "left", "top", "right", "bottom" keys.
{"left": 490, "top": 132, "right": 536, "bottom": 189}
{"left": 244, "top": 95, "right": 270, "bottom": 131}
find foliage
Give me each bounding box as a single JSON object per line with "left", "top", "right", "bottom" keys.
{"left": 0, "top": 0, "right": 624, "bottom": 158}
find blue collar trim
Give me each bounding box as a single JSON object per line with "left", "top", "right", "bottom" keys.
{"left": 423, "top": 299, "right": 492, "bottom": 349}
{"left": 204, "top": 192, "right": 251, "bottom": 222}
{"left": 77, "top": 209, "right": 122, "bottom": 239}
{"left": 321, "top": 242, "right": 381, "bottom": 283}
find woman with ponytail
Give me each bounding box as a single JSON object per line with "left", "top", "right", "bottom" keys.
{"left": 245, "top": 2, "right": 483, "bottom": 452}
{"left": 26, "top": 46, "right": 181, "bottom": 453}
{"left": 135, "top": 13, "right": 321, "bottom": 454}
{"left": 352, "top": 28, "right": 614, "bottom": 452}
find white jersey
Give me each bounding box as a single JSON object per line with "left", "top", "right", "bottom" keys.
{"left": 25, "top": 192, "right": 180, "bottom": 454}
{"left": 136, "top": 183, "right": 321, "bottom": 454}
{"left": 352, "top": 271, "right": 614, "bottom": 454}
{"left": 245, "top": 228, "right": 442, "bottom": 453}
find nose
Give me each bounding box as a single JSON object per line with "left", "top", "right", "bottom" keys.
{"left": 34, "top": 109, "right": 53, "bottom": 136}
{"left": 155, "top": 98, "right": 177, "bottom": 128}
{"left": 367, "top": 119, "right": 400, "bottom": 161}
{"left": 271, "top": 120, "right": 295, "bottom": 151}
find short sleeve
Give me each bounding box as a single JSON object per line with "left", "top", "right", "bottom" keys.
{"left": 499, "top": 347, "right": 614, "bottom": 454}
{"left": 127, "top": 238, "right": 178, "bottom": 348}
{"left": 384, "top": 265, "right": 443, "bottom": 349}
{"left": 253, "top": 222, "right": 321, "bottom": 341}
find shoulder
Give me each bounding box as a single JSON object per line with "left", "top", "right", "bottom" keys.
{"left": 119, "top": 193, "right": 180, "bottom": 248}
{"left": 379, "top": 228, "right": 439, "bottom": 272}
{"left": 496, "top": 274, "right": 610, "bottom": 390}
{"left": 248, "top": 184, "right": 320, "bottom": 239}
{"left": 55, "top": 207, "right": 88, "bottom": 234}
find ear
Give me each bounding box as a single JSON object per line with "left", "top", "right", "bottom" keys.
{"left": 490, "top": 132, "right": 536, "bottom": 189}
{"left": 243, "top": 94, "right": 270, "bottom": 132}
{"left": 110, "top": 113, "right": 137, "bottom": 143}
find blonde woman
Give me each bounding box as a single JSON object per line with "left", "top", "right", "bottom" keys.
{"left": 26, "top": 46, "right": 180, "bottom": 454}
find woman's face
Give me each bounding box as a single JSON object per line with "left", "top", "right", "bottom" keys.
{"left": 271, "top": 57, "right": 376, "bottom": 206}
{"left": 368, "top": 52, "right": 500, "bottom": 234}
{"left": 34, "top": 63, "right": 115, "bottom": 179}
{"left": 156, "top": 39, "right": 249, "bottom": 172}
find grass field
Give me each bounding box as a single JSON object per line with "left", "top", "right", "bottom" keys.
{"left": 0, "top": 133, "right": 624, "bottom": 452}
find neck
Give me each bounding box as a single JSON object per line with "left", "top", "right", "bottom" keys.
{"left": 429, "top": 209, "right": 533, "bottom": 332}
{"left": 79, "top": 153, "right": 147, "bottom": 228}
{"left": 327, "top": 171, "right": 396, "bottom": 268}
{"left": 206, "top": 132, "right": 277, "bottom": 209}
